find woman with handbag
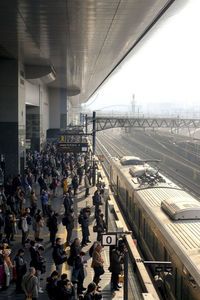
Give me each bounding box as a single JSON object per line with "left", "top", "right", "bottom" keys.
{"left": 91, "top": 244, "right": 104, "bottom": 291}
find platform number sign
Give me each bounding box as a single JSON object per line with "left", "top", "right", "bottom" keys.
{"left": 102, "top": 234, "right": 117, "bottom": 246}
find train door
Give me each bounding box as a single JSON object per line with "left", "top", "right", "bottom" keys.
{"left": 131, "top": 192, "right": 135, "bottom": 219}
{"left": 126, "top": 190, "right": 128, "bottom": 209}
{"left": 110, "top": 165, "right": 112, "bottom": 182}
{"left": 138, "top": 209, "right": 142, "bottom": 237}
{"left": 175, "top": 268, "right": 182, "bottom": 300}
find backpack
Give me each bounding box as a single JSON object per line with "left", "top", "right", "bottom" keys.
{"left": 62, "top": 216, "right": 68, "bottom": 226}
{"left": 18, "top": 218, "right": 22, "bottom": 230}
{"left": 67, "top": 255, "right": 74, "bottom": 267}
{"left": 92, "top": 195, "right": 97, "bottom": 206}
{"left": 0, "top": 215, "right": 4, "bottom": 227}
{"left": 89, "top": 244, "right": 94, "bottom": 257}
{"left": 78, "top": 213, "right": 83, "bottom": 225}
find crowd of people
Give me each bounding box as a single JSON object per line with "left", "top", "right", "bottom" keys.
{"left": 0, "top": 142, "right": 125, "bottom": 299}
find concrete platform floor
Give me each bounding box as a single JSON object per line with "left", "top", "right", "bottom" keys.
{"left": 0, "top": 176, "right": 123, "bottom": 300}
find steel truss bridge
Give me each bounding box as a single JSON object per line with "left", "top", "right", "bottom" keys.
{"left": 87, "top": 116, "right": 200, "bottom": 132}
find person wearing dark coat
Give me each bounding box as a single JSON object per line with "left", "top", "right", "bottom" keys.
{"left": 52, "top": 238, "right": 67, "bottom": 276}
{"left": 84, "top": 282, "right": 97, "bottom": 300}
{"left": 4, "top": 212, "right": 14, "bottom": 245}
{"left": 48, "top": 213, "right": 59, "bottom": 247}
{"left": 63, "top": 193, "right": 73, "bottom": 215}
{"left": 96, "top": 210, "right": 104, "bottom": 242}
{"left": 68, "top": 238, "right": 81, "bottom": 267}
{"left": 77, "top": 165, "right": 83, "bottom": 185}
{"left": 46, "top": 270, "right": 59, "bottom": 300}
{"left": 65, "top": 209, "right": 75, "bottom": 245}
{"left": 72, "top": 175, "right": 79, "bottom": 196}
{"left": 0, "top": 209, "right": 4, "bottom": 241}
{"left": 38, "top": 175, "right": 47, "bottom": 194}
{"left": 15, "top": 249, "right": 27, "bottom": 292}
{"left": 57, "top": 273, "right": 68, "bottom": 289}
{"left": 29, "top": 240, "right": 37, "bottom": 261}
{"left": 30, "top": 246, "right": 45, "bottom": 293}
{"left": 81, "top": 211, "right": 90, "bottom": 247}
{"left": 93, "top": 189, "right": 102, "bottom": 219}
{"left": 110, "top": 248, "right": 122, "bottom": 292}
{"left": 12, "top": 174, "right": 22, "bottom": 192}
{"left": 73, "top": 251, "right": 87, "bottom": 295}
{"left": 59, "top": 280, "right": 75, "bottom": 300}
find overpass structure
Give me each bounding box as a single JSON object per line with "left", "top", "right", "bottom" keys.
{"left": 86, "top": 115, "right": 200, "bottom": 132}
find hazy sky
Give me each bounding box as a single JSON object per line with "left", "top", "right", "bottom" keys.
{"left": 84, "top": 0, "right": 200, "bottom": 112}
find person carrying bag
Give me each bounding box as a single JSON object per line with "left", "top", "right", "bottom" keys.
{"left": 91, "top": 244, "right": 104, "bottom": 292}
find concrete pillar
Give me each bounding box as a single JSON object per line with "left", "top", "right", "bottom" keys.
{"left": 0, "top": 58, "right": 26, "bottom": 176}
{"left": 26, "top": 105, "right": 40, "bottom": 151}
{"left": 49, "top": 87, "right": 67, "bottom": 129}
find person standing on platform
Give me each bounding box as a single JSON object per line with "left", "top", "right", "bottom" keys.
{"left": 21, "top": 213, "right": 29, "bottom": 247}
{"left": 38, "top": 174, "right": 47, "bottom": 195}
{"left": 59, "top": 279, "right": 75, "bottom": 299}
{"left": 72, "top": 174, "right": 79, "bottom": 196}
{"left": 50, "top": 177, "right": 58, "bottom": 198}
{"left": 93, "top": 188, "right": 102, "bottom": 218}
{"left": 73, "top": 251, "right": 87, "bottom": 295}
{"left": 30, "top": 246, "right": 46, "bottom": 294}
{"left": 4, "top": 212, "right": 14, "bottom": 245}
{"left": 48, "top": 212, "right": 59, "bottom": 247}
{"left": 41, "top": 190, "right": 48, "bottom": 217}
{"left": 84, "top": 173, "right": 90, "bottom": 197}
{"left": 83, "top": 282, "right": 97, "bottom": 300}
{"left": 63, "top": 192, "right": 73, "bottom": 215}
{"left": 110, "top": 248, "right": 122, "bottom": 293}
{"left": 64, "top": 209, "right": 75, "bottom": 246}
{"left": 96, "top": 210, "right": 104, "bottom": 242}
{"left": 67, "top": 187, "right": 73, "bottom": 203}
{"left": 80, "top": 209, "right": 91, "bottom": 247}
{"left": 30, "top": 190, "right": 37, "bottom": 217}
{"left": 68, "top": 238, "right": 81, "bottom": 267}
{"left": 33, "top": 210, "right": 45, "bottom": 241}
{"left": 52, "top": 238, "right": 67, "bottom": 276}
{"left": 91, "top": 244, "right": 104, "bottom": 291}
{"left": 14, "top": 248, "right": 27, "bottom": 293}
{"left": 46, "top": 270, "right": 59, "bottom": 300}
{"left": 62, "top": 177, "right": 68, "bottom": 195}
{"left": 77, "top": 164, "right": 83, "bottom": 185}
{"left": 22, "top": 267, "right": 38, "bottom": 300}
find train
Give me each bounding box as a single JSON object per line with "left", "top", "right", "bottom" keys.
{"left": 110, "top": 156, "right": 200, "bottom": 300}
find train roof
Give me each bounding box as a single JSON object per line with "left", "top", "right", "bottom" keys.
{"left": 111, "top": 157, "right": 200, "bottom": 286}
{"left": 120, "top": 156, "right": 144, "bottom": 166}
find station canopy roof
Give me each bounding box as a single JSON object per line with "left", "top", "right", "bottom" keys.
{"left": 0, "top": 0, "right": 173, "bottom": 103}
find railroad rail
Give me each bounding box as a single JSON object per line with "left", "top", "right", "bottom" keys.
{"left": 96, "top": 131, "right": 200, "bottom": 198}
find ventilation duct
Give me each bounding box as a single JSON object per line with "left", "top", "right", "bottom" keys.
{"left": 25, "top": 64, "right": 56, "bottom": 84}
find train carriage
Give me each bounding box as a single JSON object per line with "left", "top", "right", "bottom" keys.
{"left": 110, "top": 156, "right": 200, "bottom": 300}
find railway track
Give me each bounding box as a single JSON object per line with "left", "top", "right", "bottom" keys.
{"left": 96, "top": 131, "right": 200, "bottom": 198}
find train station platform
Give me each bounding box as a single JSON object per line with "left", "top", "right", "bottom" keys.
{"left": 0, "top": 168, "right": 123, "bottom": 300}
{"left": 61, "top": 183, "right": 123, "bottom": 300}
